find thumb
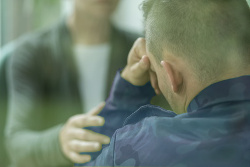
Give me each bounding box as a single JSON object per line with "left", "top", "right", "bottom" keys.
{"left": 87, "top": 102, "right": 106, "bottom": 116}
{"left": 139, "top": 55, "right": 150, "bottom": 69}
{"left": 131, "top": 55, "right": 150, "bottom": 76}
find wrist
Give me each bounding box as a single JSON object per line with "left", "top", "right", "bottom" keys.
{"left": 107, "top": 70, "right": 156, "bottom": 111}
{"left": 121, "top": 67, "right": 132, "bottom": 84}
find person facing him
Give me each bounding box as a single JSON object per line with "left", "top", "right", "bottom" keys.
{"left": 70, "top": 0, "right": 249, "bottom": 166}
{"left": 5, "top": 0, "right": 171, "bottom": 166}
{"left": 5, "top": 0, "right": 143, "bottom": 166}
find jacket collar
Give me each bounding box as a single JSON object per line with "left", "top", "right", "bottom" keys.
{"left": 187, "top": 75, "right": 250, "bottom": 113}
{"left": 124, "top": 75, "right": 250, "bottom": 126}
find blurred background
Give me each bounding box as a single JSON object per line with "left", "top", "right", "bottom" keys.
{"left": 1, "top": 0, "right": 144, "bottom": 47}
{"left": 0, "top": 0, "right": 144, "bottom": 166}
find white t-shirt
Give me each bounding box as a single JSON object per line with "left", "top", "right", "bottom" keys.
{"left": 74, "top": 43, "right": 111, "bottom": 113}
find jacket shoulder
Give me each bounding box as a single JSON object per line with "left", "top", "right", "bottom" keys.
{"left": 123, "top": 104, "right": 176, "bottom": 126}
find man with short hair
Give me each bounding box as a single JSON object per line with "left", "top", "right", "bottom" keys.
{"left": 74, "top": 0, "right": 250, "bottom": 166}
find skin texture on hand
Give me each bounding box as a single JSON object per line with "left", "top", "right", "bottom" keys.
{"left": 121, "top": 38, "right": 150, "bottom": 86}
{"left": 59, "top": 102, "right": 110, "bottom": 164}
{"left": 121, "top": 38, "right": 161, "bottom": 95}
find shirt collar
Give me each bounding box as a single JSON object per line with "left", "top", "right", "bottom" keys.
{"left": 187, "top": 75, "right": 250, "bottom": 113}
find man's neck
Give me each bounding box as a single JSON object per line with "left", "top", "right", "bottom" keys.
{"left": 67, "top": 12, "right": 111, "bottom": 45}
{"left": 184, "top": 67, "right": 250, "bottom": 112}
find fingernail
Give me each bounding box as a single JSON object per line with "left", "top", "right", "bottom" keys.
{"left": 95, "top": 143, "right": 100, "bottom": 149}
{"left": 97, "top": 117, "right": 104, "bottom": 124}
{"left": 87, "top": 156, "right": 91, "bottom": 161}
{"left": 104, "top": 138, "right": 110, "bottom": 144}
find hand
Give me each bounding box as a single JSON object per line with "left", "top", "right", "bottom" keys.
{"left": 122, "top": 38, "right": 161, "bottom": 94}
{"left": 121, "top": 38, "right": 150, "bottom": 86}
{"left": 59, "top": 102, "right": 110, "bottom": 164}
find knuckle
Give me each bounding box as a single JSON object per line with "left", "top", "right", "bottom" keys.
{"left": 64, "top": 131, "right": 71, "bottom": 137}
{"left": 73, "top": 145, "right": 79, "bottom": 152}
{"left": 69, "top": 140, "right": 81, "bottom": 152}
{"left": 81, "top": 116, "right": 88, "bottom": 123}
{"left": 68, "top": 116, "right": 76, "bottom": 124}
{"left": 81, "top": 130, "right": 88, "bottom": 139}
{"left": 137, "top": 38, "right": 145, "bottom": 45}
{"left": 70, "top": 141, "right": 77, "bottom": 151}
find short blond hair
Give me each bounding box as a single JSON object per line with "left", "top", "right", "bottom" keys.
{"left": 142, "top": 0, "right": 250, "bottom": 82}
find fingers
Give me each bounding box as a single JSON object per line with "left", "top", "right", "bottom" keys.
{"left": 69, "top": 140, "right": 102, "bottom": 153}
{"left": 63, "top": 129, "right": 110, "bottom": 163}
{"left": 139, "top": 55, "right": 150, "bottom": 70}
{"left": 87, "top": 102, "right": 106, "bottom": 116}
{"left": 121, "top": 37, "right": 152, "bottom": 86}
{"left": 127, "top": 38, "right": 146, "bottom": 64}
{"left": 150, "top": 71, "right": 161, "bottom": 95}
{"left": 134, "top": 38, "right": 146, "bottom": 58}
{"left": 130, "top": 55, "right": 150, "bottom": 76}
{"left": 68, "top": 151, "right": 91, "bottom": 164}
{"left": 70, "top": 128, "right": 110, "bottom": 144}
{"left": 69, "top": 115, "right": 105, "bottom": 128}
{"left": 60, "top": 104, "right": 110, "bottom": 164}
{"left": 68, "top": 102, "right": 106, "bottom": 128}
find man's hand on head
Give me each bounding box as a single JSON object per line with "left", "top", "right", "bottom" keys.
{"left": 59, "top": 102, "right": 110, "bottom": 164}
{"left": 122, "top": 38, "right": 150, "bottom": 86}
{"left": 122, "top": 38, "right": 161, "bottom": 95}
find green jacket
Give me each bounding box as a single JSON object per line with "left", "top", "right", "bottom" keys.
{"left": 4, "top": 20, "right": 138, "bottom": 167}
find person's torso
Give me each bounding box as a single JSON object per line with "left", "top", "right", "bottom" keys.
{"left": 113, "top": 101, "right": 250, "bottom": 167}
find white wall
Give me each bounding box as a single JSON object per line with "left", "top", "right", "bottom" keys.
{"left": 61, "top": 0, "right": 144, "bottom": 34}
{"left": 112, "top": 0, "right": 144, "bottom": 34}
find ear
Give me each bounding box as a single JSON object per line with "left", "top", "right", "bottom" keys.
{"left": 161, "top": 61, "right": 183, "bottom": 93}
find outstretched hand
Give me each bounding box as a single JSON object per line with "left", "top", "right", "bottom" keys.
{"left": 59, "top": 102, "right": 110, "bottom": 164}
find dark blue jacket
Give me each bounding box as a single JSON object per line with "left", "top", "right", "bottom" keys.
{"left": 76, "top": 72, "right": 250, "bottom": 167}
